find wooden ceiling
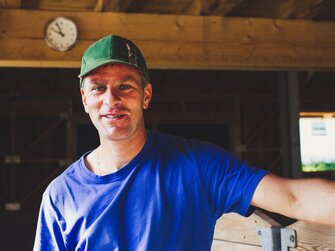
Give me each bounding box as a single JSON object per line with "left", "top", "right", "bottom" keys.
{"left": 1, "top": 0, "right": 335, "bottom": 70}
{"left": 9, "top": 0, "right": 335, "bottom": 19}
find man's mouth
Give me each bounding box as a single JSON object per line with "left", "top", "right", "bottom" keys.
{"left": 103, "top": 114, "right": 126, "bottom": 119}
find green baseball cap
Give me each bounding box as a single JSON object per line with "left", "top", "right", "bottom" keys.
{"left": 78, "top": 34, "right": 150, "bottom": 86}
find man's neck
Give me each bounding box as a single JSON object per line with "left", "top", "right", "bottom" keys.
{"left": 84, "top": 128, "right": 147, "bottom": 176}
{"left": 99, "top": 130, "right": 147, "bottom": 173}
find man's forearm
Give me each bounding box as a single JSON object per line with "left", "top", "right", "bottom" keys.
{"left": 291, "top": 178, "right": 335, "bottom": 226}
{"left": 252, "top": 174, "right": 335, "bottom": 226}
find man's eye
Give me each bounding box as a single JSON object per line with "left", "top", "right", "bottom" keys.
{"left": 119, "top": 84, "right": 131, "bottom": 90}
{"left": 92, "top": 86, "right": 105, "bottom": 91}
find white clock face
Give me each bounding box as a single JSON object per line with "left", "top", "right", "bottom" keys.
{"left": 45, "top": 17, "right": 78, "bottom": 52}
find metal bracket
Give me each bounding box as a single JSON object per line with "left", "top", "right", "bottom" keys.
{"left": 257, "top": 227, "right": 297, "bottom": 251}
{"left": 4, "top": 155, "right": 21, "bottom": 163}
{"left": 5, "top": 203, "right": 21, "bottom": 211}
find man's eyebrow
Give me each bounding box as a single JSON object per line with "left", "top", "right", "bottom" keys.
{"left": 121, "top": 76, "right": 139, "bottom": 83}
{"left": 119, "top": 76, "right": 142, "bottom": 87}
{"left": 86, "top": 77, "right": 106, "bottom": 84}
{"left": 85, "top": 74, "right": 140, "bottom": 85}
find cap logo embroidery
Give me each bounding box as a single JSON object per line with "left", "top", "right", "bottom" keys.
{"left": 126, "top": 43, "right": 139, "bottom": 67}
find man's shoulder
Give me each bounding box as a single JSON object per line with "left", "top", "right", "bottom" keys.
{"left": 149, "top": 130, "right": 232, "bottom": 165}
{"left": 150, "top": 130, "right": 227, "bottom": 153}
{"left": 150, "top": 130, "right": 199, "bottom": 148}
{"left": 44, "top": 156, "right": 83, "bottom": 197}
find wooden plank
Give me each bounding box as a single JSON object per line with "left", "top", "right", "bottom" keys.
{"left": 301, "top": 71, "right": 315, "bottom": 92}
{"left": 183, "top": 0, "right": 202, "bottom": 15}
{"left": 273, "top": 0, "right": 316, "bottom": 18}
{"left": 233, "top": 101, "right": 242, "bottom": 157}
{"left": 0, "top": 0, "right": 20, "bottom": 8}
{"left": 278, "top": 72, "right": 303, "bottom": 178}
{"left": 212, "top": 239, "right": 262, "bottom": 251}
{"left": 26, "top": 0, "right": 97, "bottom": 11}
{"left": 203, "top": 0, "right": 244, "bottom": 16}
{"left": 102, "top": 0, "right": 133, "bottom": 12}
{"left": 288, "top": 0, "right": 335, "bottom": 19}
{"left": 214, "top": 210, "right": 281, "bottom": 246}
{"left": 288, "top": 221, "right": 335, "bottom": 250}
{"left": 300, "top": 112, "right": 335, "bottom": 118}
{"left": 2, "top": 10, "right": 335, "bottom": 69}
{"left": 94, "top": 0, "right": 104, "bottom": 12}
{"left": 128, "top": 0, "right": 192, "bottom": 14}
{"left": 227, "top": 0, "right": 285, "bottom": 18}
{"left": 230, "top": 0, "right": 335, "bottom": 19}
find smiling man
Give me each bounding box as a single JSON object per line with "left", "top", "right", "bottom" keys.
{"left": 33, "top": 35, "right": 335, "bottom": 251}
{"left": 80, "top": 63, "right": 152, "bottom": 175}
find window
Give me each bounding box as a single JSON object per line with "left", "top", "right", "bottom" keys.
{"left": 299, "top": 113, "right": 335, "bottom": 173}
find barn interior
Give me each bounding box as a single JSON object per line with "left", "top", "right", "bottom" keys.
{"left": 1, "top": 0, "right": 335, "bottom": 250}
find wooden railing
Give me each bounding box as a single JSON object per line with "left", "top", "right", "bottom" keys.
{"left": 212, "top": 210, "right": 335, "bottom": 250}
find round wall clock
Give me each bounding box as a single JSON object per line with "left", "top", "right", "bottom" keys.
{"left": 44, "top": 16, "right": 78, "bottom": 52}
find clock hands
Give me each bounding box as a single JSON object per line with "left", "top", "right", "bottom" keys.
{"left": 51, "top": 22, "right": 65, "bottom": 37}
{"left": 50, "top": 27, "right": 63, "bottom": 37}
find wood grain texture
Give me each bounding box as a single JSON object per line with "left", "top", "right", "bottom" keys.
{"left": 211, "top": 239, "right": 262, "bottom": 251}
{"left": 214, "top": 210, "right": 281, "bottom": 246}
{"left": 288, "top": 221, "right": 335, "bottom": 250}
{"left": 0, "top": 0, "right": 20, "bottom": 8}
{"left": 2, "top": 9, "right": 335, "bottom": 69}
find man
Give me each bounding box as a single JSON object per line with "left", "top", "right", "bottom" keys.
{"left": 33, "top": 34, "right": 335, "bottom": 251}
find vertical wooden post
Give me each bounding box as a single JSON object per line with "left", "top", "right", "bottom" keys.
{"left": 10, "top": 112, "right": 16, "bottom": 202}
{"left": 65, "top": 101, "right": 76, "bottom": 163}
{"left": 278, "top": 72, "right": 303, "bottom": 178}
{"left": 233, "top": 100, "right": 242, "bottom": 158}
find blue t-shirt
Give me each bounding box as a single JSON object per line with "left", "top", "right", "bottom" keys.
{"left": 33, "top": 131, "right": 268, "bottom": 251}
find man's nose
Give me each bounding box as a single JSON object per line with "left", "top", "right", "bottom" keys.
{"left": 103, "top": 87, "right": 121, "bottom": 107}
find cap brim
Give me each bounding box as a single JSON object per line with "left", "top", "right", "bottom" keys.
{"left": 78, "top": 59, "right": 145, "bottom": 79}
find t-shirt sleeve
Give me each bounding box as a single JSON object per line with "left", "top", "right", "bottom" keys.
{"left": 194, "top": 141, "right": 269, "bottom": 219}
{"left": 33, "top": 190, "right": 68, "bottom": 251}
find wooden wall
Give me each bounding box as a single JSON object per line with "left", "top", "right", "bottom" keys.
{"left": 0, "top": 68, "right": 335, "bottom": 210}
{"left": 1, "top": 67, "right": 335, "bottom": 249}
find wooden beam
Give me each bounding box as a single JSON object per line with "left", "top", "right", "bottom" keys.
{"left": 214, "top": 210, "right": 281, "bottom": 246}
{"left": 202, "top": 0, "right": 244, "bottom": 16}
{"left": 102, "top": 0, "right": 133, "bottom": 12}
{"left": 300, "top": 112, "right": 335, "bottom": 118}
{"left": 233, "top": 101, "right": 242, "bottom": 157}
{"left": 288, "top": 221, "right": 335, "bottom": 250}
{"left": 301, "top": 71, "right": 314, "bottom": 92}
{"left": 183, "top": 0, "right": 202, "bottom": 15}
{"left": 212, "top": 240, "right": 262, "bottom": 251}
{"left": 273, "top": 0, "right": 334, "bottom": 19}
{"left": 228, "top": 0, "right": 335, "bottom": 19}
{"left": 292, "top": 0, "right": 335, "bottom": 19}
{"left": 278, "top": 72, "right": 303, "bottom": 178}
{"left": 2, "top": 9, "right": 335, "bottom": 70}
{"left": 94, "top": 0, "right": 104, "bottom": 12}
{"left": 23, "top": 0, "right": 97, "bottom": 11}
{"left": 0, "top": 0, "right": 20, "bottom": 8}
{"left": 227, "top": 0, "right": 282, "bottom": 18}
{"left": 128, "top": 0, "right": 192, "bottom": 14}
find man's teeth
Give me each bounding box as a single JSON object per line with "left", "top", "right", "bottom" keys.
{"left": 105, "top": 115, "right": 122, "bottom": 119}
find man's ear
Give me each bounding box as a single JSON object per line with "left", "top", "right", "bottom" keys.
{"left": 80, "top": 87, "right": 89, "bottom": 114}
{"left": 143, "top": 83, "right": 152, "bottom": 110}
